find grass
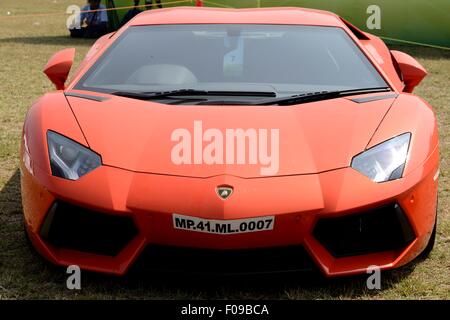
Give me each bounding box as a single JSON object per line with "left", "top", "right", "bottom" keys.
{"left": 0, "top": 0, "right": 449, "bottom": 299}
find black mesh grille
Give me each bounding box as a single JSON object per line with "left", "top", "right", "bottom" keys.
{"left": 313, "top": 203, "right": 415, "bottom": 257}
{"left": 40, "top": 201, "right": 138, "bottom": 256}
{"left": 134, "top": 245, "right": 316, "bottom": 275}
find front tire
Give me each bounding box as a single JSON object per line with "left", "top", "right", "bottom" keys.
{"left": 419, "top": 199, "right": 438, "bottom": 259}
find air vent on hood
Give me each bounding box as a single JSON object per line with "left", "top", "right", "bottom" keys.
{"left": 351, "top": 93, "right": 398, "bottom": 103}
{"left": 340, "top": 18, "right": 370, "bottom": 40}
{"left": 65, "top": 92, "right": 109, "bottom": 102}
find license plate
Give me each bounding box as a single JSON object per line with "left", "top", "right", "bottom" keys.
{"left": 172, "top": 214, "right": 275, "bottom": 235}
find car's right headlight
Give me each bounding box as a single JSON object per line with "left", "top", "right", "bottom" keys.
{"left": 351, "top": 133, "right": 411, "bottom": 183}
{"left": 47, "top": 131, "right": 101, "bottom": 180}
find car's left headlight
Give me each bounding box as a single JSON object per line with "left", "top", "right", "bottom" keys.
{"left": 47, "top": 131, "right": 101, "bottom": 180}
{"left": 351, "top": 133, "right": 411, "bottom": 183}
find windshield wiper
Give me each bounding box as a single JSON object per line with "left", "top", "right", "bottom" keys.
{"left": 111, "top": 89, "right": 276, "bottom": 100}
{"left": 112, "top": 89, "right": 207, "bottom": 100}
{"left": 250, "top": 87, "right": 392, "bottom": 106}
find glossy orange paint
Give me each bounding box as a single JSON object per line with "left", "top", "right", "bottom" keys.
{"left": 43, "top": 48, "right": 75, "bottom": 90}
{"left": 390, "top": 50, "right": 428, "bottom": 93}
{"left": 65, "top": 92, "right": 397, "bottom": 177}
{"left": 20, "top": 7, "right": 439, "bottom": 276}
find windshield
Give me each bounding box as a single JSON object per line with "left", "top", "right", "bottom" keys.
{"left": 75, "top": 24, "right": 388, "bottom": 96}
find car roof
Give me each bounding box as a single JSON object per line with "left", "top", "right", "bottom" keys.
{"left": 129, "top": 6, "right": 344, "bottom": 27}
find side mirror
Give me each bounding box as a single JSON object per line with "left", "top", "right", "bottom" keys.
{"left": 43, "top": 48, "right": 76, "bottom": 90}
{"left": 390, "top": 50, "right": 427, "bottom": 93}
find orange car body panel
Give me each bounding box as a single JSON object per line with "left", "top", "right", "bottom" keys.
{"left": 65, "top": 92, "right": 396, "bottom": 177}
{"left": 390, "top": 50, "right": 428, "bottom": 93}
{"left": 20, "top": 7, "right": 439, "bottom": 276}
{"left": 43, "top": 48, "right": 75, "bottom": 90}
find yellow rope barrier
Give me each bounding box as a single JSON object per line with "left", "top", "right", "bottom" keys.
{"left": 380, "top": 36, "right": 450, "bottom": 51}
{"left": 0, "top": 0, "right": 192, "bottom": 20}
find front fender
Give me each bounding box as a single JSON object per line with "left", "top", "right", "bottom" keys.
{"left": 22, "top": 92, "right": 88, "bottom": 175}
{"left": 367, "top": 93, "right": 439, "bottom": 177}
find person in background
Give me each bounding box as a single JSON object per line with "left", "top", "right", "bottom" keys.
{"left": 145, "top": 0, "right": 163, "bottom": 10}
{"left": 70, "top": 0, "right": 108, "bottom": 38}
{"left": 121, "top": 0, "right": 142, "bottom": 26}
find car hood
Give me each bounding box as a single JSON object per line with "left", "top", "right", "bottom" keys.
{"left": 66, "top": 92, "right": 395, "bottom": 178}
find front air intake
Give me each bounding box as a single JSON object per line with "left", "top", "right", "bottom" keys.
{"left": 313, "top": 203, "right": 415, "bottom": 257}
{"left": 40, "top": 201, "right": 138, "bottom": 256}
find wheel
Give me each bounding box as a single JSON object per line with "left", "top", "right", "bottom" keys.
{"left": 419, "top": 199, "right": 438, "bottom": 259}
{"left": 23, "top": 217, "right": 33, "bottom": 247}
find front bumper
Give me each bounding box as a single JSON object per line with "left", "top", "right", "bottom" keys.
{"left": 20, "top": 146, "right": 438, "bottom": 276}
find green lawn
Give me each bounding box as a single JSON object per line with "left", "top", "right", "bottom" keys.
{"left": 0, "top": 0, "right": 449, "bottom": 299}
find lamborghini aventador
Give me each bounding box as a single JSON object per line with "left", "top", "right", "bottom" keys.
{"left": 20, "top": 7, "right": 439, "bottom": 276}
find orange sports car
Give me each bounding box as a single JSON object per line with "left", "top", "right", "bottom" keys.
{"left": 20, "top": 7, "right": 439, "bottom": 276}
